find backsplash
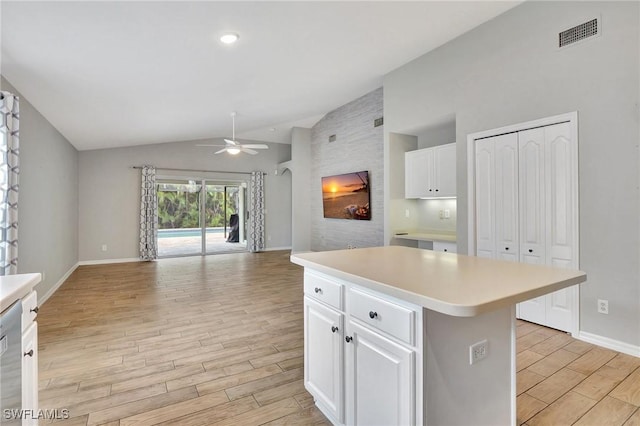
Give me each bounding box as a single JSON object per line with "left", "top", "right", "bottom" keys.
{"left": 417, "top": 199, "right": 457, "bottom": 233}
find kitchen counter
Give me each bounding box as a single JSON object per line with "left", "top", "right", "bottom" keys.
{"left": 291, "top": 246, "right": 585, "bottom": 317}
{"left": 292, "top": 246, "right": 587, "bottom": 425}
{"left": 393, "top": 231, "right": 456, "bottom": 243}
{"left": 0, "top": 273, "right": 41, "bottom": 312}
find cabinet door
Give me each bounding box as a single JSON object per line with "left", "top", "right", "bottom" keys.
{"left": 475, "top": 138, "right": 495, "bottom": 258}
{"left": 494, "top": 134, "right": 519, "bottom": 262}
{"left": 433, "top": 143, "right": 456, "bottom": 197}
{"left": 22, "top": 322, "right": 38, "bottom": 426}
{"left": 304, "top": 296, "right": 344, "bottom": 422}
{"left": 544, "top": 122, "right": 577, "bottom": 331}
{"left": 345, "top": 321, "right": 415, "bottom": 426}
{"left": 405, "top": 150, "right": 430, "bottom": 199}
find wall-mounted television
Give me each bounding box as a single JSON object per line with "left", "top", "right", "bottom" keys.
{"left": 322, "top": 171, "right": 370, "bottom": 220}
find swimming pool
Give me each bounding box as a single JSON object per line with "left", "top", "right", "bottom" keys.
{"left": 158, "top": 228, "right": 225, "bottom": 239}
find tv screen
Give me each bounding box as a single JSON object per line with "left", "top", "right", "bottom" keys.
{"left": 322, "top": 171, "right": 371, "bottom": 220}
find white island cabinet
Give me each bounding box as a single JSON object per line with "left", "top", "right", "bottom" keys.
{"left": 292, "top": 246, "right": 586, "bottom": 426}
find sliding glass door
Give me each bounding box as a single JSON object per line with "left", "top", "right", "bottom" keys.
{"left": 157, "top": 178, "right": 247, "bottom": 257}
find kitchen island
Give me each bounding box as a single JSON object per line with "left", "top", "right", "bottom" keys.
{"left": 291, "top": 246, "right": 586, "bottom": 426}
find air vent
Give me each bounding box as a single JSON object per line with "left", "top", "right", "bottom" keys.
{"left": 328, "top": 134, "right": 336, "bottom": 143}
{"left": 559, "top": 18, "right": 599, "bottom": 48}
{"left": 374, "top": 117, "right": 384, "bottom": 128}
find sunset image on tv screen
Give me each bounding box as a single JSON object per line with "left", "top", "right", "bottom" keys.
{"left": 321, "top": 171, "right": 370, "bottom": 220}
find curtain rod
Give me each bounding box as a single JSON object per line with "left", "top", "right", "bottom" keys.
{"left": 131, "top": 166, "right": 265, "bottom": 175}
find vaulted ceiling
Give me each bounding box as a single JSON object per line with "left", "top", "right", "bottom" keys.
{"left": 1, "top": 1, "right": 520, "bottom": 150}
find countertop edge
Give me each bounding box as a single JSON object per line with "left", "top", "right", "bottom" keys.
{"left": 0, "top": 273, "right": 41, "bottom": 313}
{"left": 393, "top": 233, "right": 457, "bottom": 243}
{"left": 290, "top": 254, "right": 585, "bottom": 317}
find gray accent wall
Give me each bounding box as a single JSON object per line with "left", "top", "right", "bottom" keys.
{"left": 78, "top": 140, "right": 291, "bottom": 261}
{"left": 384, "top": 1, "right": 639, "bottom": 346}
{"left": 311, "top": 87, "right": 383, "bottom": 251}
{"left": 1, "top": 77, "right": 79, "bottom": 302}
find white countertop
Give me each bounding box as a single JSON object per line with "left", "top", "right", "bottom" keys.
{"left": 0, "top": 273, "right": 41, "bottom": 312}
{"left": 291, "top": 246, "right": 586, "bottom": 317}
{"left": 393, "top": 231, "right": 457, "bottom": 243}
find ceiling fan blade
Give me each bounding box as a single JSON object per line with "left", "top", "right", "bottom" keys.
{"left": 214, "top": 148, "right": 227, "bottom": 154}
{"left": 242, "top": 148, "right": 258, "bottom": 155}
{"left": 241, "top": 144, "right": 269, "bottom": 149}
{"left": 224, "top": 139, "right": 238, "bottom": 145}
{"left": 196, "top": 144, "right": 227, "bottom": 147}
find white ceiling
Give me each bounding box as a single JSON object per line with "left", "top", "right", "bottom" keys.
{"left": 1, "top": 1, "right": 520, "bottom": 151}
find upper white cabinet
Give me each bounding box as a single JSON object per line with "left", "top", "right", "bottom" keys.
{"left": 405, "top": 143, "right": 456, "bottom": 198}
{"left": 473, "top": 120, "right": 578, "bottom": 333}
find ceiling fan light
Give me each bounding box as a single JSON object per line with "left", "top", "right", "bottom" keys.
{"left": 220, "top": 33, "right": 239, "bottom": 44}
{"left": 227, "top": 148, "right": 241, "bottom": 155}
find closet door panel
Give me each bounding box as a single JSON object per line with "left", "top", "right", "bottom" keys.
{"left": 475, "top": 138, "right": 495, "bottom": 259}
{"left": 545, "top": 122, "right": 575, "bottom": 267}
{"left": 518, "top": 128, "right": 546, "bottom": 265}
{"left": 544, "top": 122, "right": 577, "bottom": 332}
{"left": 495, "top": 134, "right": 519, "bottom": 262}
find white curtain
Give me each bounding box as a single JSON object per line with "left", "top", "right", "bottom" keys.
{"left": 248, "top": 171, "right": 265, "bottom": 252}
{"left": 0, "top": 92, "right": 19, "bottom": 275}
{"left": 139, "top": 165, "right": 158, "bottom": 260}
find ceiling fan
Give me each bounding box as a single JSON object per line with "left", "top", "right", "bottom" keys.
{"left": 197, "top": 112, "right": 269, "bottom": 155}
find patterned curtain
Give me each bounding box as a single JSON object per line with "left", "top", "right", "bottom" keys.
{"left": 248, "top": 171, "right": 265, "bottom": 252}
{"left": 139, "top": 165, "right": 158, "bottom": 260}
{"left": 0, "top": 92, "right": 19, "bottom": 275}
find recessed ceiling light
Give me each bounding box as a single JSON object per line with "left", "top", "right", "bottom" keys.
{"left": 269, "top": 128, "right": 276, "bottom": 132}
{"left": 220, "top": 33, "right": 239, "bottom": 45}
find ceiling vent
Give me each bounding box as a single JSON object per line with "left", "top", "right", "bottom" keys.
{"left": 559, "top": 18, "right": 599, "bottom": 48}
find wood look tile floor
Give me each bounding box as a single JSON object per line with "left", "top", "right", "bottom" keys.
{"left": 37, "top": 251, "right": 640, "bottom": 425}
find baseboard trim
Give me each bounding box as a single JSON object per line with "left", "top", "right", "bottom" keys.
{"left": 39, "top": 262, "right": 79, "bottom": 306}
{"left": 577, "top": 331, "right": 640, "bottom": 357}
{"left": 78, "top": 258, "right": 142, "bottom": 266}
{"left": 264, "top": 246, "right": 292, "bottom": 252}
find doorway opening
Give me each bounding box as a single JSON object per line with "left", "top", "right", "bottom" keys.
{"left": 156, "top": 178, "right": 247, "bottom": 257}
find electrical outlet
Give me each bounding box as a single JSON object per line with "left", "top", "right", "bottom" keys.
{"left": 444, "top": 209, "right": 451, "bottom": 219}
{"left": 439, "top": 210, "right": 444, "bottom": 219}
{"left": 597, "top": 299, "right": 609, "bottom": 314}
{"left": 469, "top": 339, "right": 488, "bottom": 365}
{"left": 101, "top": 244, "right": 107, "bottom": 252}
{"left": 405, "top": 209, "right": 410, "bottom": 218}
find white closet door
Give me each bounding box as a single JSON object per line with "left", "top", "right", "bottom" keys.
{"left": 517, "top": 128, "right": 547, "bottom": 325}
{"left": 495, "top": 134, "right": 519, "bottom": 262}
{"left": 475, "top": 138, "right": 496, "bottom": 259}
{"left": 544, "top": 122, "right": 577, "bottom": 332}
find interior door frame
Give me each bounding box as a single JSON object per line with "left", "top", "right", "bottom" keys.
{"left": 466, "top": 111, "right": 579, "bottom": 334}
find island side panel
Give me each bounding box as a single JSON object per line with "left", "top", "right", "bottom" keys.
{"left": 425, "top": 305, "right": 515, "bottom": 426}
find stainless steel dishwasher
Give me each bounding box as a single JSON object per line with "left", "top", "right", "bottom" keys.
{"left": 0, "top": 300, "right": 23, "bottom": 425}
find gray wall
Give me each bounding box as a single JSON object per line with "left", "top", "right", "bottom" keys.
{"left": 1, "top": 77, "right": 79, "bottom": 302}
{"left": 311, "top": 87, "right": 384, "bottom": 251}
{"left": 290, "top": 127, "right": 311, "bottom": 253}
{"left": 384, "top": 1, "right": 639, "bottom": 346}
{"left": 79, "top": 140, "right": 291, "bottom": 261}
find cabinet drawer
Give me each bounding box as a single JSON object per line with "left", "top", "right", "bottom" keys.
{"left": 347, "top": 287, "right": 416, "bottom": 345}
{"left": 21, "top": 290, "right": 38, "bottom": 331}
{"left": 304, "top": 272, "right": 343, "bottom": 310}
{"left": 433, "top": 241, "right": 457, "bottom": 253}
